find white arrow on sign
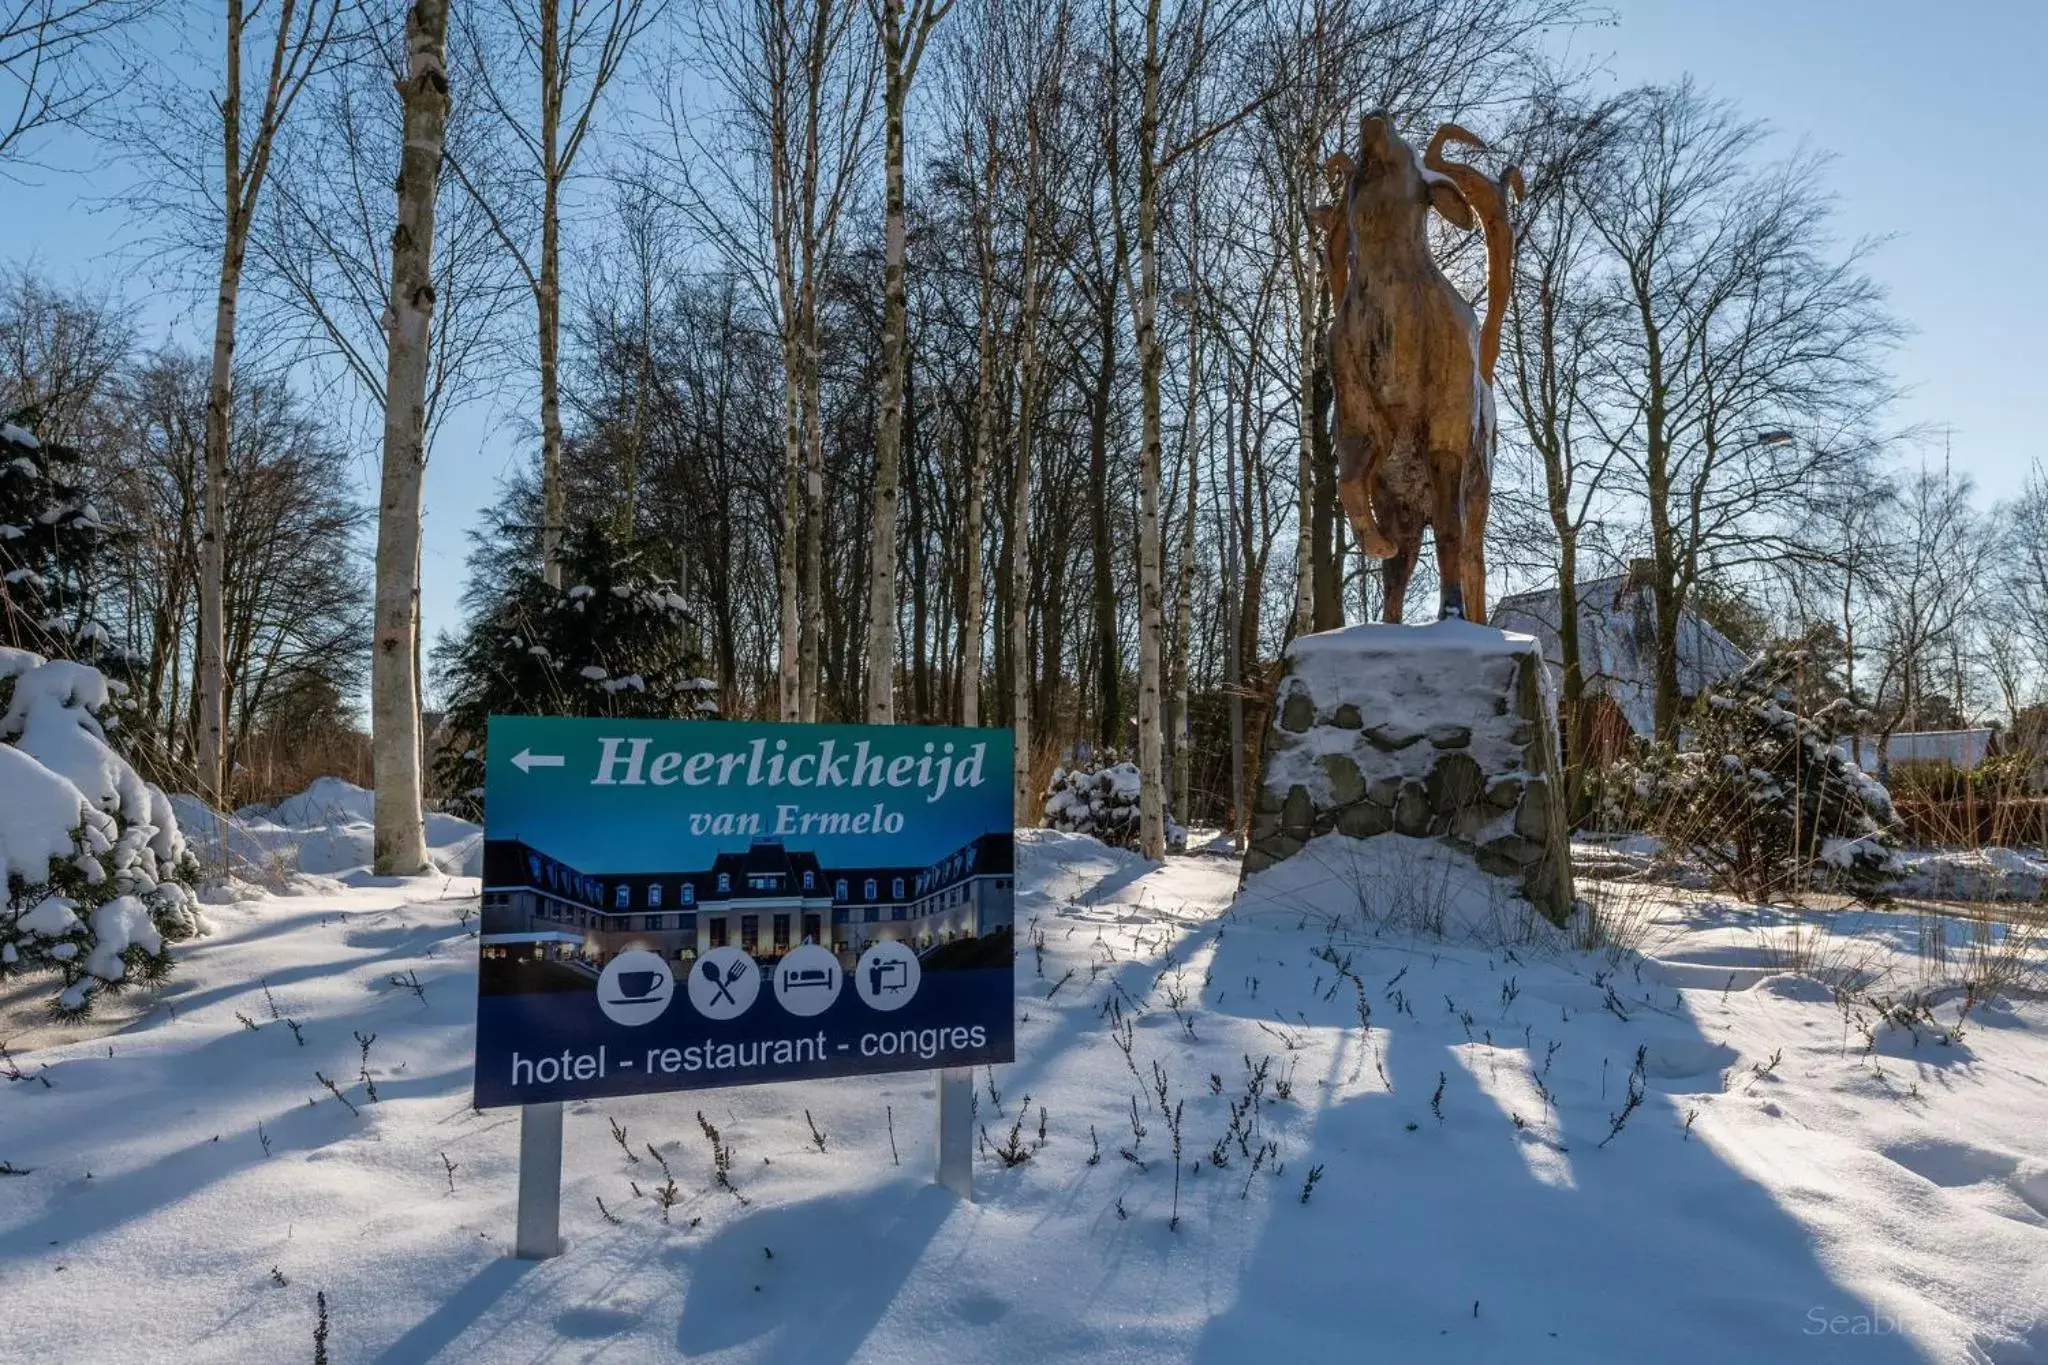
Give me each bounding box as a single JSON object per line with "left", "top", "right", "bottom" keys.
{"left": 511, "top": 748, "right": 566, "bottom": 773}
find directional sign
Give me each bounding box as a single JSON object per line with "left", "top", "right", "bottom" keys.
{"left": 474, "top": 716, "right": 1016, "bottom": 1108}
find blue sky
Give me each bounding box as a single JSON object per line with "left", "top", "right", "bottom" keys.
{"left": 2, "top": 0, "right": 2038, "bottom": 663}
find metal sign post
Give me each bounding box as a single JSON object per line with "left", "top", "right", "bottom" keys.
{"left": 936, "top": 1066, "right": 973, "bottom": 1201}
{"left": 515, "top": 1101, "right": 564, "bottom": 1259}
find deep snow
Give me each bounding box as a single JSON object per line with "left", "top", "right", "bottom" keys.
{"left": 0, "top": 831, "right": 2044, "bottom": 1363}
{"left": 172, "top": 778, "right": 483, "bottom": 884}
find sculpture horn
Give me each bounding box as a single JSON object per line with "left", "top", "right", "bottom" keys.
{"left": 1419, "top": 123, "right": 1519, "bottom": 383}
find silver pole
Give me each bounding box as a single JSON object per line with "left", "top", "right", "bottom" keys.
{"left": 515, "top": 1101, "right": 564, "bottom": 1259}
{"left": 936, "top": 1066, "right": 973, "bottom": 1201}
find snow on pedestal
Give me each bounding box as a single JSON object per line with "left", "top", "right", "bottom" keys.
{"left": 1244, "top": 619, "right": 1574, "bottom": 926}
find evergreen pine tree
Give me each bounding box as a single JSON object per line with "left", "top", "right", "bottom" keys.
{"left": 1, "top": 415, "right": 115, "bottom": 662}
{"left": 1, "top": 414, "right": 149, "bottom": 758}
{"left": 437, "top": 524, "right": 716, "bottom": 814}
{"left": 1611, "top": 640, "right": 1901, "bottom": 904}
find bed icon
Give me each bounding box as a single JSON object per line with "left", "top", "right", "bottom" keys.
{"left": 771, "top": 944, "right": 843, "bottom": 1017}
{"left": 782, "top": 965, "right": 835, "bottom": 991}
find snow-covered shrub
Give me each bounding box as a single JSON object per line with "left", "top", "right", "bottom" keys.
{"left": 2, "top": 648, "right": 202, "bottom": 1015}
{"left": 435, "top": 525, "right": 717, "bottom": 816}
{"left": 1041, "top": 760, "right": 1187, "bottom": 854}
{"left": 1608, "top": 645, "right": 1900, "bottom": 904}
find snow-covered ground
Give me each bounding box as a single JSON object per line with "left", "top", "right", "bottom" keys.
{"left": 172, "top": 777, "right": 484, "bottom": 884}
{"left": 2, "top": 830, "right": 2046, "bottom": 1363}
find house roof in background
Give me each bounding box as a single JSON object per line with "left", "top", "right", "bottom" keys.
{"left": 1492, "top": 574, "right": 1749, "bottom": 736}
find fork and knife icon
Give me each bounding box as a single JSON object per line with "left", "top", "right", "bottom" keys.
{"left": 700, "top": 956, "right": 750, "bottom": 1005}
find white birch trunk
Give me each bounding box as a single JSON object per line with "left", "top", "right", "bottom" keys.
{"left": 371, "top": 0, "right": 448, "bottom": 877}
{"left": 863, "top": 0, "right": 911, "bottom": 724}
{"left": 1133, "top": 0, "right": 1166, "bottom": 859}
{"left": 195, "top": 0, "right": 250, "bottom": 816}
{"left": 1292, "top": 211, "right": 1317, "bottom": 637}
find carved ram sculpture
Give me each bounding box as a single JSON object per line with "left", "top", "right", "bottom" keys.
{"left": 1317, "top": 114, "right": 1519, "bottom": 624}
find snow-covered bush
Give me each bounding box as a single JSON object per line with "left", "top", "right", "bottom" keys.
{"left": 435, "top": 525, "right": 717, "bottom": 816}
{"left": 1608, "top": 645, "right": 1900, "bottom": 904}
{"left": 1041, "top": 760, "right": 1187, "bottom": 854}
{"left": 2, "top": 648, "right": 202, "bottom": 1015}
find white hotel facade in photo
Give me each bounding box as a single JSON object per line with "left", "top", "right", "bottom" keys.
{"left": 480, "top": 832, "right": 1014, "bottom": 969}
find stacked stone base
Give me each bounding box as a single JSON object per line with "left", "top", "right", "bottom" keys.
{"left": 1243, "top": 621, "right": 1574, "bottom": 927}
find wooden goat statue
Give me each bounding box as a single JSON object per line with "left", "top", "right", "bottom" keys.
{"left": 1321, "top": 113, "right": 1518, "bottom": 623}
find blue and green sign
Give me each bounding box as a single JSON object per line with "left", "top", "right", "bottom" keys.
{"left": 473, "top": 716, "right": 1016, "bottom": 1108}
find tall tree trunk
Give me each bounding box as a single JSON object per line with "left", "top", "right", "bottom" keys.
{"left": 960, "top": 132, "right": 995, "bottom": 728}
{"left": 1309, "top": 347, "right": 1341, "bottom": 630}
{"left": 1087, "top": 271, "right": 1120, "bottom": 753}
{"left": 1170, "top": 246, "right": 1201, "bottom": 827}
{"left": 1133, "top": 0, "right": 1165, "bottom": 859}
{"left": 864, "top": 0, "right": 913, "bottom": 723}
{"left": 778, "top": 335, "right": 803, "bottom": 720}
{"left": 1171, "top": 402, "right": 1196, "bottom": 829}
{"left": 536, "top": 1, "right": 565, "bottom": 587}
{"left": 371, "top": 0, "right": 448, "bottom": 875}
{"left": 1290, "top": 210, "right": 1317, "bottom": 638}
{"left": 799, "top": 292, "right": 825, "bottom": 721}
{"left": 1554, "top": 532, "right": 1586, "bottom": 820}
{"left": 196, "top": 0, "right": 252, "bottom": 814}
{"left": 1011, "top": 150, "right": 1042, "bottom": 825}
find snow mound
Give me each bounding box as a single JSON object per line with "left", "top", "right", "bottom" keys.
{"left": 1241, "top": 831, "right": 1556, "bottom": 943}
{"left": 1894, "top": 846, "right": 2048, "bottom": 904}
{"left": 251, "top": 775, "right": 378, "bottom": 828}
{"left": 185, "top": 778, "right": 482, "bottom": 882}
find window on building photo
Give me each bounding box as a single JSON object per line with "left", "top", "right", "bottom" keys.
{"left": 614, "top": 885, "right": 630, "bottom": 908}
{"left": 649, "top": 884, "right": 663, "bottom": 907}
{"left": 865, "top": 878, "right": 877, "bottom": 900}
{"left": 718, "top": 873, "right": 731, "bottom": 893}
{"left": 740, "top": 915, "right": 759, "bottom": 953}
{"left": 681, "top": 883, "right": 695, "bottom": 905}
{"left": 802, "top": 870, "right": 815, "bottom": 890}
{"left": 835, "top": 878, "right": 848, "bottom": 901}
{"left": 892, "top": 877, "right": 904, "bottom": 900}
{"left": 644, "top": 915, "right": 664, "bottom": 932}
{"left": 773, "top": 915, "right": 790, "bottom": 951}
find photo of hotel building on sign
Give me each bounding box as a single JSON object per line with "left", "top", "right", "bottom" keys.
{"left": 478, "top": 832, "right": 1014, "bottom": 982}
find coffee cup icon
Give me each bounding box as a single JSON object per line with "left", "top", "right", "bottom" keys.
{"left": 597, "top": 950, "right": 676, "bottom": 1026}
{"left": 615, "top": 969, "right": 665, "bottom": 1000}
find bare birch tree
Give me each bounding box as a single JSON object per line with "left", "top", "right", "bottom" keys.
{"left": 0, "top": 0, "right": 158, "bottom": 166}
{"left": 161, "top": 0, "right": 346, "bottom": 810}
{"left": 862, "top": 0, "right": 950, "bottom": 722}
{"left": 369, "top": 0, "right": 449, "bottom": 875}
{"left": 453, "top": 0, "right": 664, "bottom": 588}
{"left": 653, "top": 0, "right": 874, "bottom": 720}
{"left": 1116, "top": 0, "right": 1268, "bottom": 858}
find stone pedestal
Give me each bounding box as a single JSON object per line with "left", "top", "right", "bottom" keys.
{"left": 1243, "top": 620, "right": 1573, "bottom": 926}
